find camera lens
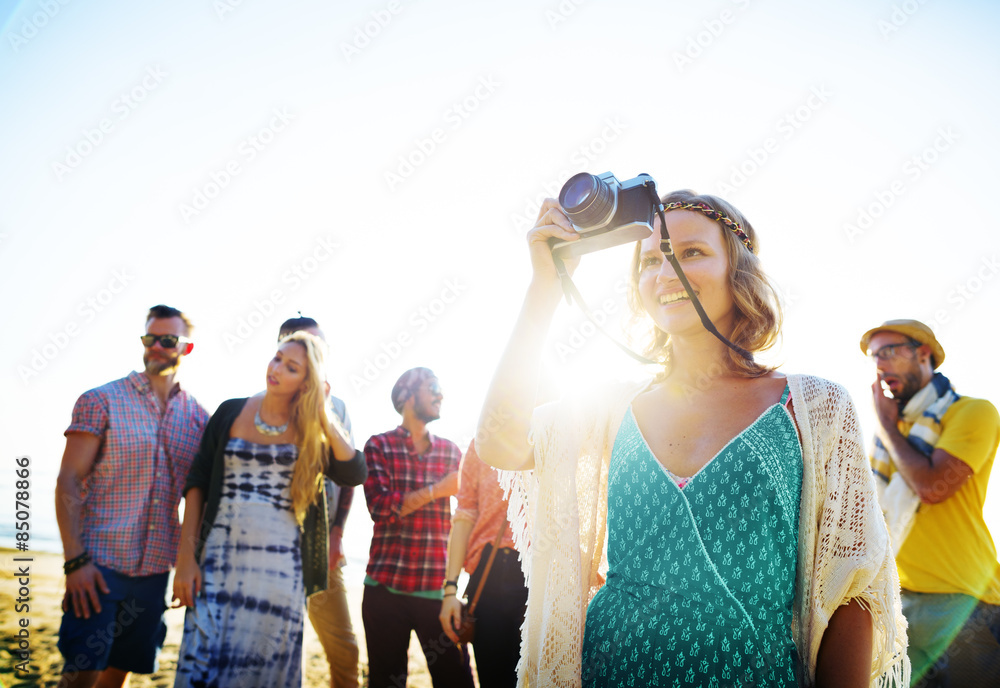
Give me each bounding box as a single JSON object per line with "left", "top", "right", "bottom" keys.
{"left": 559, "top": 173, "right": 616, "bottom": 230}
{"left": 561, "top": 174, "right": 595, "bottom": 208}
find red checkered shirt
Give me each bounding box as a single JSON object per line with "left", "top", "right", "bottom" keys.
{"left": 363, "top": 426, "right": 461, "bottom": 593}
{"left": 65, "top": 371, "right": 209, "bottom": 576}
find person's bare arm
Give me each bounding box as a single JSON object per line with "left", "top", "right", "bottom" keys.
{"left": 171, "top": 487, "right": 205, "bottom": 608}
{"left": 439, "top": 519, "right": 474, "bottom": 643}
{"left": 399, "top": 471, "right": 459, "bottom": 518}
{"left": 872, "top": 380, "right": 973, "bottom": 503}
{"left": 477, "top": 198, "right": 579, "bottom": 471}
{"left": 55, "top": 433, "right": 109, "bottom": 619}
{"left": 815, "top": 599, "right": 873, "bottom": 687}
{"left": 327, "top": 408, "right": 359, "bottom": 462}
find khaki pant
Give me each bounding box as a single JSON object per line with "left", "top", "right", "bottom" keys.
{"left": 307, "top": 565, "right": 360, "bottom": 688}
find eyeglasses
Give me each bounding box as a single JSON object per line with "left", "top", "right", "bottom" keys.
{"left": 140, "top": 334, "right": 191, "bottom": 349}
{"left": 869, "top": 342, "right": 919, "bottom": 362}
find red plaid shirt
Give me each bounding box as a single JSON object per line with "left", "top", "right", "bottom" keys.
{"left": 65, "top": 371, "right": 209, "bottom": 576}
{"left": 363, "top": 426, "right": 461, "bottom": 592}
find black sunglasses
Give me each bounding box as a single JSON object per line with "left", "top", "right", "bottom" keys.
{"left": 140, "top": 334, "right": 190, "bottom": 349}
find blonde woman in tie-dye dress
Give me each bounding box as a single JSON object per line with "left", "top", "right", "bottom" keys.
{"left": 171, "top": 332, "right": 366, "bottom": 687}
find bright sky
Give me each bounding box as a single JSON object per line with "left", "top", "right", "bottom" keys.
{"left": 1, "top": 0, "right": 998, "bottom": 565}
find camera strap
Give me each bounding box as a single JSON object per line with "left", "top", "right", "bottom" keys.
{"left": 550, "top": 257, "right": 660, "bottom": 366}
{"left": 648, "top": 184, "right": 754, "bottom": 362}
{"left": 548, "top": 183, "right": 754, "bottom": 366}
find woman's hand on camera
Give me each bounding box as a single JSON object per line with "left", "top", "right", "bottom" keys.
{"left": 527, "top": 198, "right": 580, "bottom": 288}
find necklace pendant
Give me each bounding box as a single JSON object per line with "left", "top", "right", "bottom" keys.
{"left": 254, "top": 407, "right": 289, "bottom": 436}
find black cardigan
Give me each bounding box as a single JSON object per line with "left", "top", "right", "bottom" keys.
{"left": 183, "top": 397, "right": 367, "bottom": 597}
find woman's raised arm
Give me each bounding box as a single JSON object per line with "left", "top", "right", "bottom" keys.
{"left": 476, "top": 199, "right": 579, "bottom": 471}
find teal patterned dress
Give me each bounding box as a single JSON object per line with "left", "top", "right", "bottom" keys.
{"left": 582, "top": 386, "right": 803, "bottom": 687}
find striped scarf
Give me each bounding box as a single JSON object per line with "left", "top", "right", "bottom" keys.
{"left": 872, "top": 372, "right": 959, "bottom": 554}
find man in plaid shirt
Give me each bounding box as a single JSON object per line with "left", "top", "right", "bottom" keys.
{"left": 362, "top": 367, "right": 474, "bottom": 688}
{"left": 55, "top": 305, "right": 209, "bottom": 688}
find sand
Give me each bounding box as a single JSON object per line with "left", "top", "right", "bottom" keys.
{"left": 0, "top": 549, "right": 451, "bottom": 687}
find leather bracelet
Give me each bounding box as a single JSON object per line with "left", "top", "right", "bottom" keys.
{"left": 443, "top": 592, "right": 456, "bottom": 598}
{"left": 64, "top": 551, "right": 91, "bottom": 575}
{"left": 443, "top": 579, "right": 459, "bottom": 590}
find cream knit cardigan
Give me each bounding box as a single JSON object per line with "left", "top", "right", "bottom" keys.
{"left": 499, "top": 373, "right": 910, "bottom": 688}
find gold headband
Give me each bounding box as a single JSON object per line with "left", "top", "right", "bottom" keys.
{"left": 661, "top": 201, "right": 754, "bottom": 252}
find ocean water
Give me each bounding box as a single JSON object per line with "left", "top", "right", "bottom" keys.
{"left": 0, "top": 482, "right": 447, "bottom": 590}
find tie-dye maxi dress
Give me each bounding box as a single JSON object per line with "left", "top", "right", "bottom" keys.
{"left": 175, "top": 437, "right": 305, "bottom": 687}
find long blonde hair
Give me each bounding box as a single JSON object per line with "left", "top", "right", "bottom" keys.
{"left": 280, "top": 331, "right": 338, "bottom": 524}
{"left": 626, "top": 189, "right": 783, "bottom": 378}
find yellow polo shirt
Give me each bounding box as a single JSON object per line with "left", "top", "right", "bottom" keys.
{"left": 889, "top": 397, "right": 1000, "bottom": 603}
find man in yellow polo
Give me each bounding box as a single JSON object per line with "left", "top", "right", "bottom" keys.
{"left": 861, "top": 319, "right": 1000, "bottom": 686}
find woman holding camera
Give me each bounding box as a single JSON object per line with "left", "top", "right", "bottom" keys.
{"left": 476, "top": 189, "right": 909, "bottom": 687}
{"left": 171, "top": 331, "right": 367, "bottom": 687}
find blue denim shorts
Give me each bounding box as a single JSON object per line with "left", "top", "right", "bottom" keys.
{"left": 57, "top": 564, "right": 169, "bottom": 675}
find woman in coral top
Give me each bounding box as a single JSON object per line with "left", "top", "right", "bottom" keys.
{"left": 439, "top": 441, "right": 528, "bottom": 687}
{"left": 476, "top": 187, "right": 911, "bottom": 687}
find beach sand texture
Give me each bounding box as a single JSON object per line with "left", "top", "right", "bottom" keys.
{"left": 1, "top": 549, "right": 451, "bottom": 687}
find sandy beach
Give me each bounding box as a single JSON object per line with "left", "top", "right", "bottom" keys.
{"left": 0, "top": 548, "right": 453, "bottom": 687}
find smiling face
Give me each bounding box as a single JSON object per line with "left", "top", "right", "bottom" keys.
{"left": 637, "top": 210, "right": 734, "bottom": 339}
{"left": 266, "top": 340, "right": 309, "bottom": 397}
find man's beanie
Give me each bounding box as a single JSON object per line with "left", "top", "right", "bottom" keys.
{"left": 391, "top": 367, "right": 435, "bottom": 413}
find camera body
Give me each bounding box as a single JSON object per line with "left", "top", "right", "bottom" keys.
{"left": 549, "top": 171, "right": 656, "bottom": 259}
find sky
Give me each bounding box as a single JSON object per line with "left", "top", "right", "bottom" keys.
{"left": 1, "top": 0, "right": 998, "bottom": 567}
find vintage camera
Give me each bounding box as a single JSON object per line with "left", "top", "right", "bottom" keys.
{"left": 549, "top": 172, "right": 657, "bottom": 259}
